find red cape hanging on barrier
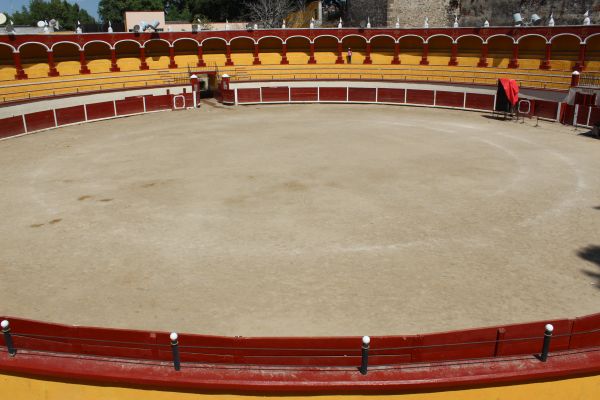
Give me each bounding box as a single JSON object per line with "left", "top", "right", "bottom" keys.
{"left": 500, "top": 79, "right": 519, "bottom": 105}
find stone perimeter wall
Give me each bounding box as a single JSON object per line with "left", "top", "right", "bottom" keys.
{"left": 387, "top": 1, "right": 600, "bottom": 28}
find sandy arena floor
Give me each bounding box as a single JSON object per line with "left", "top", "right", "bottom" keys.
{"left": 0, "top": 104, "right": 599, "bottom": 337}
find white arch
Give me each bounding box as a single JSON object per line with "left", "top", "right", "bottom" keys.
{"left": 516, "top": 34, "right": 549, "bottom": 44}
{"left": 172, "top": 37, "right": 200, "bottom": 46}
{"left": 0, "top": 42, "right": 16, "bottom": 52}
{"left": 283, "top": 35, "right": 311, "bottom": 44}
{"left": 200, "top": 37, "right": 227, "bottom": 46}
{"left": 455, "top": 34, "right": 484, "bottom": 44}
{"left": 17, "top": 41, "right": 50, "bottom": 52}
{"left": 584, "top": 32, "right": 600, "bottom": 44}
{"left": 313, "top": 34, "right": 342, "bottom": 43}
{"left": 82, "top": 40, "right": 112, "bottom": 50}
{"left": 51, "top": 41, "right": 81, "bottom": 51}
{"left": 425, "top": 34, "right": 454, "bottom": 44}
{"left": 113, "top": 39, "right": 142, "bottom": 49}
{"left": 143, "top": 38, "right": 172, "bottom": 48}
{"left": 549, "top": 33, "right": 582, "bottom": 44}
{"left": 369, "top": 34, "right": 397, "bottom": 44}
{"left": 484, "top": 34, "right": 516, "bottom": 44}
{"left": 227, "top": 36, "right": 257, "bottom": 45}
{"left": 340, "top": 34, "right": 368, "bottom": 43}
{"left": 398, "top": 34, "right": 425, "bottom": 43}
{"left": 257, "top": 35, "right": 284, "bottom": 45}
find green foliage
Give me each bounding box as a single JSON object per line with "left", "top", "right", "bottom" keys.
{"left": 7, "top": 0, "right": 95, "bottom": 29}
{"left": 98, "top": 0, "right": 165, "bottom": 23}
{"left": 166, "top": 0, "right": 245, "bottom": 22}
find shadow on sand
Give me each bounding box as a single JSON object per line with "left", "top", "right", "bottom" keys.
{"left": 578, "top": 245, "right": 600, "bottom": 289}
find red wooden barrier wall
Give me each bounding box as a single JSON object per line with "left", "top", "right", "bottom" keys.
{"left": 319, "top": 87, "right": 347, "bottom": 101}
{"left": 261, "top": 87, "right": 289, "bottom": 102}
{"left": 377, "top": 88, "right": 405, "bottom": 103}
{"left": 55, "top": 105, "right": 86, "bottom": 126}
{"left": 407, "top": 89, "right": 434, "bottom": 105}
{"left": 115, "top": 97, "right": 144, "bottom": 116}
{"left": 348, "top": 88, "right": 376, "bottom": 102}
{"left": 238, "top": 88, "right": 261, "bottom": 103}
{"left": 465, "top": 93, "right": 495, "bottom": 111}
{"left": 0, "top": 116, "right": 26, "bottom": 138}
{"left": 24, "top": 110, "right": 55, "bottom": 132}
{"left": 436, "top": 91, "right": 464, "bottom": 108}
{"left": 86, "top": 101, "right": 116, "bottom": 120}
{"left": 291, "top": 87, "right": 318, "bottom": 102}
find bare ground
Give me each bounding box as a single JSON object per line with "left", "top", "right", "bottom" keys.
{"left": 0, "top": 104, "right": 598, "bottom": 337}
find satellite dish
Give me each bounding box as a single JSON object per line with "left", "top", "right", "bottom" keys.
{"left": 513, "top": 13, "right": 523, "bottom": 25}
{"left": 191, "top": 24, "right": 198, "bottom": 33}
{"left": 133, "top": 24, "right": 140, "bottom": 32}
{"left": 6, "top": 22, "right": 14, "bottom": 33}
{"left": 49, "top": 19, "right": 56, "bottom": 27}
{"left": 531, "top": 14, "right": 542, "bottom": 25}
{"left": 37, "top": 20, "right": 45, "bottom": 28}
{"left": 359, "top": 20, "right": 366, "bottom": 28}
{"left": 0, "top": 13, "right": 7, "bottom": 25}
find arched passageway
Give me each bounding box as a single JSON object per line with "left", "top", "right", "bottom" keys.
{"left": 53, "top": 43, "right": 80, "bottom": 76}
{"left": 313, "top": 36, "right": 339, "bottom": 64}
{"left": 173, "top": 39, "right": 199, "bottom": 68}
{"left": 370, "top": 36, "right": 395, "bottom": 64}
{"left": 114, "top": 41, "right": 141, "bottom": 71}
{"left": 145, "top": 40, "right": 170, "bottom": 69}
{"left": 427, "top": 36, "right": 452, "bottom": 66}
{"left": 258, "top": 37, "right": 283, "bottom": 65}
{"left": 0, "top": 45, "right": 16, "bottom": 80}
{"left": 202, "top": 39, "right": 227, "bottom": 66}
{"left": 518, "top": 36, "right": 546, "bottom": 69}
{"left": 398, "top": 36, "right": 423, "bottom": 65}
{"left": 457, "top": 36, "right": 483, "bottom": 67}
{"left": 84, "top": 42, "right": 112, "bottom": 73}
{"left": 341, "top": 36, "right": 367, "bottom": 64}
{"left": 230, "top": 37, "right": 255, "bottom": 65}
{"left": 550, "top": 36, "right": 579, "bottom": 71}
{"left": 20, "top": 43, "right": 49, "bottom": 78}
{"left": 286, "top": 37, "right": 310, "bottom": 64}
{"left": 487, "top": 36, "right": 513, "bottom": 68}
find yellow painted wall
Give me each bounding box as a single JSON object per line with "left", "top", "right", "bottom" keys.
{"left": 174, "top": 55, "right": 198, "bottom": 68}
{"left": 55, "top": 61, "right": 81, "bottom": 76}
{"left": 116, "top": 57, "right": 141, "bottom": 71}
{"left": 23, "top": 63, "right": 49, "bottom": 78}
{"left": 0, "top": 66, "right": 16, "bottom": 81}
{"left": 88, "top": 59, "right": 112, "bottom": 73}
{"left": 231, "top": 53, "right": 255, "bottom": 66}
{"left": 399, "top": 52, "right": 422, "bottom": 65}
{"left": 286, "top": 51, "right": 310, "bottom": 64}
{"left": 146, "top": 55, "right": 170, "bottom": 69}
{"left": 370, "top": 52, "right": 393, "bottom": 64}
{"left": 203, "top": 53, "right": 228, "bottom": 67}
{"left": 1, "top": 373, "right": 599, "bottom": 400}
{"left": 314, "top": 51, "right": 338, "bottom": 64}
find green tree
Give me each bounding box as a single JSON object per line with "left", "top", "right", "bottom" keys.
{"left": 8, "top": 0, "right": 95, "bottom": 29}
{"left": 98, "top": 0, "right": 165, "bottom": 24}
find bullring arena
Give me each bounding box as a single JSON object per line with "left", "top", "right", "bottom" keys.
{"left": 1, "top": 22, "right": 600, "bottom": 399}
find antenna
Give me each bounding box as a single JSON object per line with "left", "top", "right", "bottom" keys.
{"left": 149, "top": 20, "right": 160, "bottom": 30}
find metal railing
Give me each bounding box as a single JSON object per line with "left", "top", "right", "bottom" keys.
{"left": 579, "top": 72, "right": 600, "bottom": 88}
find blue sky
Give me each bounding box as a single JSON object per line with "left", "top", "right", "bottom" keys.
{"left": 3, "top": 0, "right": 101, "bottom": 19}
